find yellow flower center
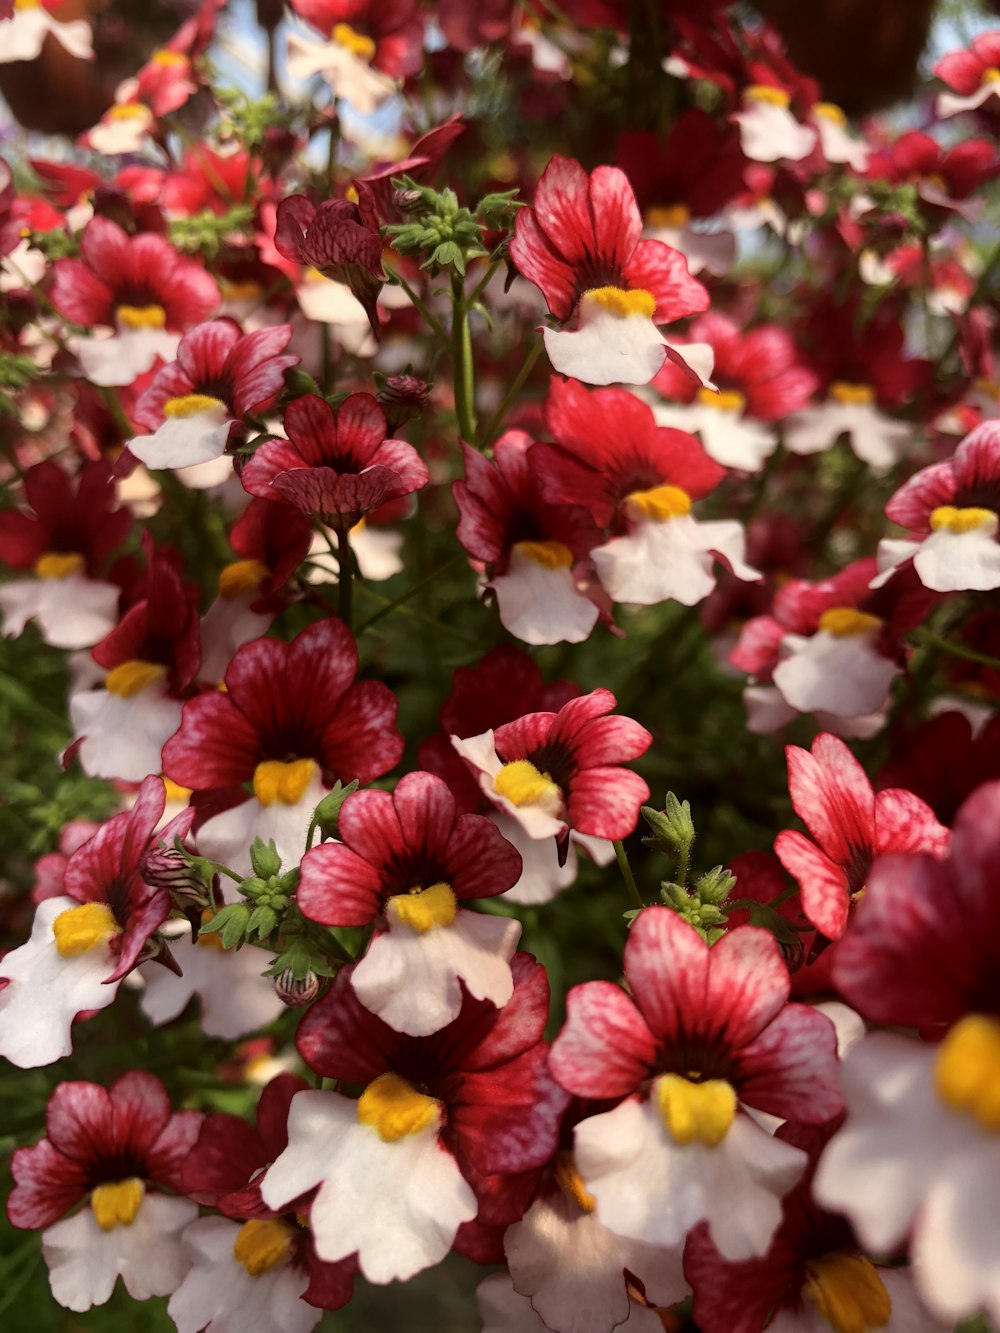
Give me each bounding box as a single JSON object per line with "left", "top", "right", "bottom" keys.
{"left": 219, "top": 558, "right": 271, "bottom": 599}
{"left": 162, "top": 777, "right": 192, "bottom": 803}
{"left": 494, "top": 759, "right": 561, "bottom": 809}
{"left": 197, "top": 907, "right": 228, "bottom": 951}
{"left": 514, "top": 540, "right": 574, "bottom": 570}
{"left": 929, "top": 505, "right": 997, "bottom": 535}
{"left": 934, "top": 1014, "right": 1000, "bottom": 1132}
{"left": 332, "top": 21, "right": 377, "bottom": 60}
{"left": 107, "top": 104, "right": 151, "bottom": 123}
{"left": 356, "top": 1072, "right": 441, "bottom": 1142}
{"left": 745, "top": 84, "right": 792, "bottom": 108}
{"left": 581, "top": 286, "right": 657, "bottom": 319}
{"left": 105, "top": 659, "right": 167, "bottom": 698}
{"left": 52, "top": 901, "right": 120, "bottom": 958}
{"left": 829, "top": 381, "right": 875, "bottom": 406}
{"left": 14, "top": 0, "right": 41, "bottom": 8}
{"left": 162, "top": 393, "right": 227, "bottom": 419}
{"left": 386, "top": 882, "right": 458, "bottom": 934}
{"left": 655, "top": 1073, "right": 737, "bottom": 1147}
{"left": 90, "top": 1178, "right": 145, "bottom": 1231}
{"left": 627, "top": 484, "right": 692, "bottom": 522}
{"left": 554, "top": 1151, "right": 596, "bottom": 1213}
{"left": 804, "top": 1252, "right": 892, "bottom": 1333}
{"left": 983, "top": 67, "right": 1000, "bottom": 85}
{"left": 34, "top": 551, "right": 85, "bottom": 580}
{"left": 253, "top": 758, "right": 318, "bottom": 807}
{"left": 152, "top": 49, "right": 187, "bottom": 67}
{"left": 817, "top": 607, "right": 883, "bottom": 639}
{"left": 233, "top": 1217, "right": 296, "bottom": 1276}
{"left": 646, "top": 204, "right": 690, "bottom": 229}
{"left": 813, "top": 101, "right": 848, "bottom": 127}
{"left": 116, "top": 303, "right": 166, "bottom": 330}
{"left": 697, "top": 386, "right": 746, "bottom": 413}
{"left": 220, "top": 279, "right": 264, "bottom": 302}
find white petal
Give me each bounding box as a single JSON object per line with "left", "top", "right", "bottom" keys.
{"left": 592, "top": 517, "right": 721, "bottom": 607}
{"left": 352, "top": 909, "right": 520, "bottom": 1035}
{"left": 842, "top": 402, "right": 912, "bottom": 470}
{"left": 77, "top": 329, "right": 180, "bottom": 387}
{"left": 263, "top": 1089, "right": 477, "bottom": 1284}
{"left": 0, "top": 573, "right": 119, "bottom": 649}
{"left": 497, "top": 813, "right": 580, "bottom": 906}
{"left": 696, "top": 410, "right": 777, "bottom": 472}
{"left": 783, "top": 403, "right": 853, "bottom": 456}
{"left": 69, "top": 684, "right": 182, "bottom": 782}
{"left": 937, "top": 85, "right": 999, "bottom": 118}
{"left": 286, "top": 34, "right": 399, "bottom": 114}
{"left": 196, "top": 779, "right": 329, "bottom": 879}
{"left": 815, "top": 116, "right": 869, "bottom": 170}
{"left": 772, "top": 630, "right": 899, "bottom": 719}
{"left": 450, "top": 732, "right": 567, "bottom": 840}
{"left": 129, "top": 407, "right": 233, "bottom": 471}
{"left": 813, "top": 1001, "right": 866, "bottom": 1060}
{"left": 734, "top": 103, "right": 817, "bottom": 163}
{"left": 872, "top": 537, "right": 921, "bottom": 589}
{"left": 544, "top": 312, "right": 667, "bottom": 387}
{"left": 912, "top": 524, "right": 1000, "bottom": 593}
{"left": 478, "top": 1273, "right": 665, "bottom": 1333}
{"left": 199, "top": 597, "right": 273, "bottom": 686}
{"left": 491, "top": 554, "right": 600, "bottom": 645}
{"left": 169, "top": 1216, "right": 318, "bottom": 1333}
{"left": 575, "top": 1097, "right": 805, "bottom": 1260}
{"left": 43, "top": 1193, "right": 197, "bottom": 1312}
{"left": 0, "top": 897, "right": 119, "bottom": 1068}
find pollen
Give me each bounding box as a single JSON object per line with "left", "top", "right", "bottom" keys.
{"left": 105, "top": 659, "right": 167, "bottom": 698}
{"left": 494, "top": 759, "right": 561, "bottom": 810}
{"left": 929, "top": 505, "right": 997, "bottom": 535}
{"left": 829, "top": 381, "right": 875, "bottom": 406}
{"left": 116, "top": 303, "right": 167, "bottom": 329}
{"left": 52, "top": 902, "right": 119, "bottom": 958}
{"left": 582, "top": 287, "right": 657, "bottom": 319}
{"left": 332, "top": 21, "right": 377, "bottom": 61}
{"left": 934, "top": 1013, "right": 1000, "bottom": 1132}
{"left": 984, "top": 67, "right": 1000, "bottom": 84}
{"left": 646, "top": 204, "right": 690, "bottom": 229}
{"left": 514, "top": 540, "right": 574, "bottom": 570}
{"left": 386, "top": 882, "right": 458, "bottom": 934}
{"left": 813, "top": 101, "right": 847, "bottom": 127}
{"left": 745, "top": 84, "right": 792, "bottom": 108}
{"left": 655, "top": 1073, "right": 737, "bottom": 1147}
{"left": 554, "top": 1151, "right": 596, "bottom": 1213}
{"left": 151, "top": 49, "right": 187, "bottom": 67}
{"left": 803, "top": 1252, "right": 892, "bottom": 1333}
{"left": 626, "top": 484, "right": 692, "bottom": 522}
{"left": 219, "top": 558, "right": 271, "bottom": 599}
{"left": 253, "top": 758, "right": 318, "bottom": 806}
{"left": 817, "top": 607, "right": 883, "bottom": 638}
{"left": 162, "top": 392, "right": 227, "bottom": 419}
{"left": 697, "top": 386, "right": 746, "bottom": 413}
{"left": 34, "top": 551, "right": 84, "bottom": 580}
{"left": 91, "top": 1178, "right": 145, "bottom": 1231}
{"left": 356, "top": 1072, "right": 441, "bottom": 1142}
{"left": 233, "top": 1217, "right": 296, "bottom": 1276}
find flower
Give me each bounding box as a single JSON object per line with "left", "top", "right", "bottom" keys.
{"left": 297, "top": 770, "right": 523, "bottom": 1035}
{"left": 273, "top": 195, "right": 384, "bottom": 339}
{"left": 0, "top": 0, "right": 93, "bottom": 64}
{"left": 549, "top": 907, "right": 843, "bottom": 1260}
{"left": 935, "top": 32, "right": 1000, "bottom": 118}
{"left": 509, "top": 155, "right": 711, "bottom": 386}
{"left": 0, "top": 777, "right": 192, "bottom": 1067}
{"left": 286, "top": 0, "right": 423, "bottom": 113}
{"left": 128, "top": 321, "right": 298, "bottom": 472}
{"left": 50, "top": 217, "right": 220, "bottom": 386}
{"left": 162, "top": 617, "right": 403, "bottom": 875}
{"left": 0, "top": 460, "right": 128, "bottom": 650}
{"left": 7, "top": 1072, "right": 202, "bottom": 1310}
{"left": 774, "top": 732, "right": 950, "bottom": 943}
{"left": 241, "top": 392, "right": 428, "bottom": 525}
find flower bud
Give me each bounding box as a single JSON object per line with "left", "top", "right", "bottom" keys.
{"left": 274, "top": 967, "right": 320, "bottom": 1007}
{"left": 141, "top": 845, "right": 215, "bottom": 910}
{"left": 376, "top": 374, "right": 430, "bottom": 431}
{"left": 393, "top": 187, "right": 426, "bottom": 215}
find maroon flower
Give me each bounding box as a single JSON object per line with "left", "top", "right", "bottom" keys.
{"left": 273, "top": 195, "right": 384, "bottom": 337}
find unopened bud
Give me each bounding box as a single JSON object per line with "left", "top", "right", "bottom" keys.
{"left": 393, "top": 187, "right": 426, "bottom": 215}
{"left": 274, "top": 968, "right": 320, "bottom": 1007}
{"left": 642, "top": 793, "right": 695, "bottom": 855}
{"left": 141, "top": 845, "right": 215, "bottom": 910}
{"left": 376, "top": 374, "right": 430, "bottom": 431}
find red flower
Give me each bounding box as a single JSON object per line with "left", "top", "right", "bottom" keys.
{"left": 774, "top": 733, "right": 950, "bottom": 943}
{"left": 273, "top": 195, "right": 384, "bottom": 338}
{"left": 162, "top": 617, "right": 403, "bottom": 795}
{"left": 241, "top": 393, "right": 428, "bottom": 523}
{"left": 0, "top": 459, "right": 130, "bottom": 578}
{"left": 50, "top": 217, "right": 220, "bottom": 332}
{"left": 8, "top": 1071, "right": 202, "bottom": 1231}
{"left": 876, "top": 710, "right": 1000, "bottom": 827}
{"left": 288, "top": 0, "right": 424, "bottom": 78}
{"left": 224, "top": 497, "right": 315, "bottom": 612}
{"left": 615, "top": 111, "right": 746, "bottom": 220}
{"left": 885, "top": 420, "right": 1000, "bottom": 535}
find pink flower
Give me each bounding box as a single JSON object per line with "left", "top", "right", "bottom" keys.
{"left": 774, "top": 732, "right": 950, "bottom": 942}
{"left": 241, "top": 393, "right": 428, "bottom": 524}
{"left": 935, "top": 31, "right": 1000, "bottom": 117}
{"left": 509, "top": 154, "right": 710, "bottom": 385}
{"left": 549, "top": 907, "right": 842, "bottom": 1259}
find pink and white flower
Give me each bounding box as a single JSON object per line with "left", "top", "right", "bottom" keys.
{"left": 0, "top": 0, "right": 93, "bottom": 63}
{"left": 935, "top": 32, "right": 1000, "bottom": 118}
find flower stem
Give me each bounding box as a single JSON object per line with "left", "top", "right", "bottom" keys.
{"left": 383, "top": 264, "right": 448, "bottom": 341}
{"left": 478, "top": 336, "right": 543, "bottom": 448}
{"left": 452, "top": 271, "right": 478, "bottom": 441}
{"left": 613, "top": 839, "right": 644, "bottom": 911}
{"left": 336, "top": 522, "right": 353, "bottom": 628}
{"left": 914, "top": 629, "right": 1000, "bottom": 673}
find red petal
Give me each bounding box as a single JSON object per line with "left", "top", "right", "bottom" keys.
{"left": 735, "top": 1004, "right": 843, "bottom": 1122}
{"left": 774, "top": 830, "right": 850, "bottom": 940}
{"left": 785, "top": 734, "right": 875, "bottom": 863}
{"left": 549, "top": 979, "right": 657, "bottom": 1097}
{"left": 624, "top": 238, "right": 709, "bottom": 324}
{"left": 45, "top": 1079, "right": 113, "bottom": 1161}
{"left": 297, "top": 841, "right": 385, "bottom": 926}
{"left": 8, "top": 1140, "right": 88, "bottom": 1230}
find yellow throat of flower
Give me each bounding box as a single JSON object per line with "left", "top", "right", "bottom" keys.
{"left": 105, "top": 659, "right": 167, "bottom": 699}
{"left": 34, "top": 551, "right": 84, "bottom": 580}
{"left": 332, "top": 22, "right": 376, "bottom": 61}
{"left": 745, "top": 84, "right": 791, "bottom": 108}
{"left": 494, "top": 759, "right": 561, "bottom": 810}
{"left": 386, "top": 882, "right": 458, "bottom": 934}
{"left": 514, "top": 540, "right": 574, "bottom": 570}
{"left": 162, "top": 393, "right": 227, "bottom": 419}
{"left": 554, "top": 1151, "right": 596, "bottom": 1213}
{"left": 829, "top": 381, "right": 875, "bottom": 407}
{"left": 803, "top": 1252, "right": 892, "bottom": 1333}
{"left": 152, "top": 49, "right": 188, "bottom": 68}
{"left": 817, "top": 607, "right": 883, "bottom": 639}
{"left": 117, "top": 303, "right": 166, "bottom": 330}
{"left": 581, "top": 286, "right": 657, "bottom": 320}
{"left": 627, "top": 484, "right": 692, "bottom": 522}
{"left": 52, "top": 901, "right": 119, "bottom": 958}
{"left": 91, "top": 1178, "right": 145, "bottom": 1231}
{"left": 697, "top": 386, "right": 746, "bottom": 414}
{"left": 655, "top": 1073, "right": 737, "bottom": 1147}
{"left": 253, "top": 759, "right": 318, "bottom": 807}
{"left": 356, "top": 1072, "right": 441, "bottom": 1142}
{"left": 929, "top": 505, "right": 997, "bottom": 535}
{"left": 646, "top": 203, "right": 691, "bottom": 230}
{"left": 813, "top": 101, "right": 848, "bottom": 127}
{"left": 233, "top": 1217, "right": 296, "bottom": 1276}
{"left": 219, "top": 558, "right": 271, "bottom": 600}
{"left": 935, "top": 1013, "right": 1000, "bottom": 1132}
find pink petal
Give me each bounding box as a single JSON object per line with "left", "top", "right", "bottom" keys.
{"left": 706, "top": 925, "right": 791, "bottom": 1048}
{"left": 785, "top": 734, "right": 875, "bottom": 862}
{"left": 109, "top": 1070, "right": 171, "bottom": 1160}
{"left": 623, "top": 907, "right": 708, "bottom": 1042}
{"left": 45, "top": 1080, "right": 113, "bottom": 1162}
{"left": 8, "top": 1139, "right": 88, "bottom": 1229}
{"left": 509, "top": 208, "right": 577, "bottom": 321}
{"left": 162, "top": 691, "right": 261, "bottom": 789}
{"left": 449, "top": 1045, "right": 568, "bottom": 1176}
{"left": 624, "top": 238, "right": 709, "bottom": 324}
{"left": 774, "top": 830, "right": 850, "bottom": 940}
{"left": 532, "top": 154, "right": 596, "bottom": 270}
{"left": 176, "top": 319, "right": 241, "bottom": 383}
{"left": 874, "top": 788, "right": 950, "bottom": 858}
{"left": 566, "top": 767, "right": 649, "bottom": 840}
{"left": 550, "top": 979, "right": 659, "bottom": 1097}
{"left": 735, "top": 1004, "right": 843, "bottom": 1122}
{"left": 297, "top": 841, "right": 385, "bottom": 926}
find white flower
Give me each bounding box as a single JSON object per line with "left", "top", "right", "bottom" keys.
{"left": 490, "top": 543, "right": 600, "bottom": 645}
{"left": 874, "top": 514, "right": 1000, "bottom": 593}
{"left": 734, "top": 91, "right": 817, "bottom": 163}
{"left": 129, "top": 400, "right": 233, "bottom": 471}
{"left": 69, "top": 677, "right": 182, "bottom": 783}
{"left": 0, "top": 571, "right": 119, "bottom": 650}
{"left": 286, "top": 29, "right": 398, "bottom": 114}
{"left": 652, "top": 395, "right": 778, "bottom": 472}
{"left": 784, "top": 398, "right": 911, "bottom": 470}
{"left": 75, "top": 326, "right": 180, "bottom": 388}
{"left": 592, "top": 512, "right": 759, "bottom": 607}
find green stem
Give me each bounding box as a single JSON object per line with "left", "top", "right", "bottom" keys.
{"left": 354, "top": 554, "right": 462, "bottom": 633}
{"left": 676, "top": 840, "right": 691, "bottom": 891}
{"left": 355, "top": 582, "right": 484, "bottom": 647}
{"left": 913, "top": 629, "right": 1000, "bottom": 673}
{"left": 383, "top": 264, "right": 448, "bottom": 341}
{"left": 466, "top": 256, "right": 503, "bottom": 308}
{"left": 477, "top": 336, "right": 543, "bottom": 448}
{"left": 336, "top": 522, "right": 353, "bottom": 629}
{"left": 613, "top": 839, "right": 644, "bottom": 911}
{"left": 452, "top": 271, "right": 477, "bottom": 441}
